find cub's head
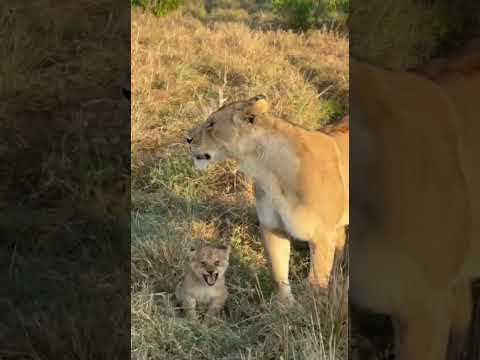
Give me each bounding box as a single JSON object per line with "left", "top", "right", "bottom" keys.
{"left": 188, "top": 244, "right": 231, "bottom": 286}
{"left": 185, "top": 95, "right": 269, "bottom": 170}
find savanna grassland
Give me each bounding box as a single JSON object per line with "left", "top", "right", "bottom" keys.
{"left": 131, "top": 1, "right": 349, "bottom": 359}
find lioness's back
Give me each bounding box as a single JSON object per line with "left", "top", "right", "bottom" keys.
{"left": 318, "top": 116, "right": 349, "bottom": 203}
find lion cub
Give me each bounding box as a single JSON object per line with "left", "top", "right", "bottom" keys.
{"left": 176, "top": 243, "right": 230, "bottom": 319}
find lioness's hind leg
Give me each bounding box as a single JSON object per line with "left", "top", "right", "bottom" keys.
{"left": 333, "top": 226, "right": 347, "bottom": 270}
{"left": 447, "top": 279, "right": 472, "bottom": 360}
{"left": 308, "top": 232, "right": 336, "bottom": 290}
{"left": 398, "top": 300, "right": 450, "bottom": 360}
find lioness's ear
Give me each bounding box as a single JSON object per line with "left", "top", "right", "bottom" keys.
{"left": 247, "top": 95, "right": 269, "bottom": 116}
{"left": 233, "top": 95, "right": 269, "bottom": 125}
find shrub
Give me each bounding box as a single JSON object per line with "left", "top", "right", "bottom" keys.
{"left": 131, "top": 0, "right": 184, "bottom": 16}
{"left": 272, "top": 0, "right": 319, "bottom": 31}
{"left": 272, "top": 0, "right": 349, "bottom": 31}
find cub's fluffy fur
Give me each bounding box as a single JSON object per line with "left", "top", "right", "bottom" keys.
{"left": 175, "top": 243, "right": 230, "bottom": 319}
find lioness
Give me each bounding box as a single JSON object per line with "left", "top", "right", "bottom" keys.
{"left": 175, "top": 243, "right": 230, "bottom": 319}
{"left": 186, "top": 96, "right": 349, "bottom": 304}
{"left": 350, "top": 54, "right": 480, "bottom": 360}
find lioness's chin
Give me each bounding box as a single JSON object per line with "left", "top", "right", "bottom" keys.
{"left": 194, "top": 159, "right": 211, "bottom": 171}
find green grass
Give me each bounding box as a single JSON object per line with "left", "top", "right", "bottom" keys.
{"left": 131, "top": 0, "right": 184, "bottom": 16}
{"left": 272, "top": 0, "right": 349, "bottom": 31}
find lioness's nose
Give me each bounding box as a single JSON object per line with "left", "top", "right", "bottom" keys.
{"left": 185, "top": 136, "right": 193, "bottom": 144}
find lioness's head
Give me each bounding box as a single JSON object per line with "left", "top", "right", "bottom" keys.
{"left": 185, "top": 95, "right": 269, "bottom": 170}
{"left": 188, "top": 244, "right": 231, "bottom": 286}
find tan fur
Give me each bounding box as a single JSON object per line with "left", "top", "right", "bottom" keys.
{"left": 186, "top": 95, "right": 349, "bottom": 304}
{"left": 351, "top": 55, "right": 480, "bottom": 360}
{"left": 175, "top": 244, "right": 230, "bottom": 319}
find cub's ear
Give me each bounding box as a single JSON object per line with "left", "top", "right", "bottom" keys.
{"left": 233, "top": 95, "right": 269, "bottom": 125}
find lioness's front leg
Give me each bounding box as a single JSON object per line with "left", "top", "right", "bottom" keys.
{"left": 260, "top": 226, "right": 294, "bottom": 305}
{"left": 308, "top": 230, "right": 336, "bottom": 289}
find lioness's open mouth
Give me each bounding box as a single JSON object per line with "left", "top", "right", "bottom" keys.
{"left": 195, "top": 153, "right": 211, "bottom": 160}
{"left": 203, "top": 273, "right": 218, "bottom": 286}
{"left": 193, "top": 154, "right": 212, "bottom": 171}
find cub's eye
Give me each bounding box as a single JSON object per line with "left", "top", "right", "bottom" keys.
{"left": 214, "top": 260, "right": 220, "bottom": 266}
{"left": 207, "top": 121, "right": 215, "bottom": 129}
{"left": 200, "top": 261, "right": 207, "bottom": 267}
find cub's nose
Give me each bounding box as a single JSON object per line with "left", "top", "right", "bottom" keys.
{"left": 207, "top": 270, "right": 214, "bottom": 275}
{"left": 185, "top": 136, "right": 193, "bottom": 144}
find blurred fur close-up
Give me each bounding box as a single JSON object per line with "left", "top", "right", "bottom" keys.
{"left": 131, "top": 0, "right": 349, "bottom": 359}
{"left": 349, "top": 1, "right": 480, "bottom": 360}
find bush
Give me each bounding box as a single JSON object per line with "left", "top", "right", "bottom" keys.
{"left": 273, "top": 0, "right": 319, "bottom": 31}
{"left": 131, "top": 0, "right": 184, "bottom": 16}
{"left": 273, "top": 0, "right": 349, "bottom": 31}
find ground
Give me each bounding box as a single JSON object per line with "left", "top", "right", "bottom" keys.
{"left": 131, "top": 1, "right": 350, "bottom": 359}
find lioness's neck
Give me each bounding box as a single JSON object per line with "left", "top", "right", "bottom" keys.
{"left": 237, "top": 115, "right": 301, "bottom": 188}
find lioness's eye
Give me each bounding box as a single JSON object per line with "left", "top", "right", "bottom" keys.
{"left": 201, "top": 261, "right": 207, "bottom": 267}
{"left": 207, "top": 121, "right": 215, "bottom": 128}
{"left": 214, "top": 260, "right": 220, "bottom": 266}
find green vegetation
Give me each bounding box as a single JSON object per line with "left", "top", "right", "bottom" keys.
{"left": 272, "top": 0, "right": 348, "bottom": 31}
{"left": 131, "top": 0, "right": 349, "bottom": 31}
{"left": 131, "top": 0, "right": 184, "bottom": 16}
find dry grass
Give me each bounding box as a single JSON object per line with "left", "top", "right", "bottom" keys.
{"left": 131, "top": 2, "right": 348, "bottom": 359}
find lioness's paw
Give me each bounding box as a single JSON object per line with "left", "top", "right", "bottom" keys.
{"left": 273, "top": 292, "right": 298, "bottom": 309}
{"left": 305, "top": 276, "right": 329, "bottom": 297}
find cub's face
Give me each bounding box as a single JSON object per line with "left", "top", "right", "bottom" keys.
{"left": 185, "top": 95, "right": 269, "bottom": 171}
{"left": 189, "top": 245, "right": 230, "bottom": 286}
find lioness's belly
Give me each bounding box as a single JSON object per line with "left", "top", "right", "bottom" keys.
{"left": 255, "top": 189, "right": 335, "bottom": 241}
{"left": 255, "top": 192, "right": 309, "bottom": 240}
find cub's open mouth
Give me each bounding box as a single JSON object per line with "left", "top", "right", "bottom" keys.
{"left": 195, "top": 153, "right": 211, "bottom": 160}
{"left": 203, "top": 273, "right": 218, "bottom": 286}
